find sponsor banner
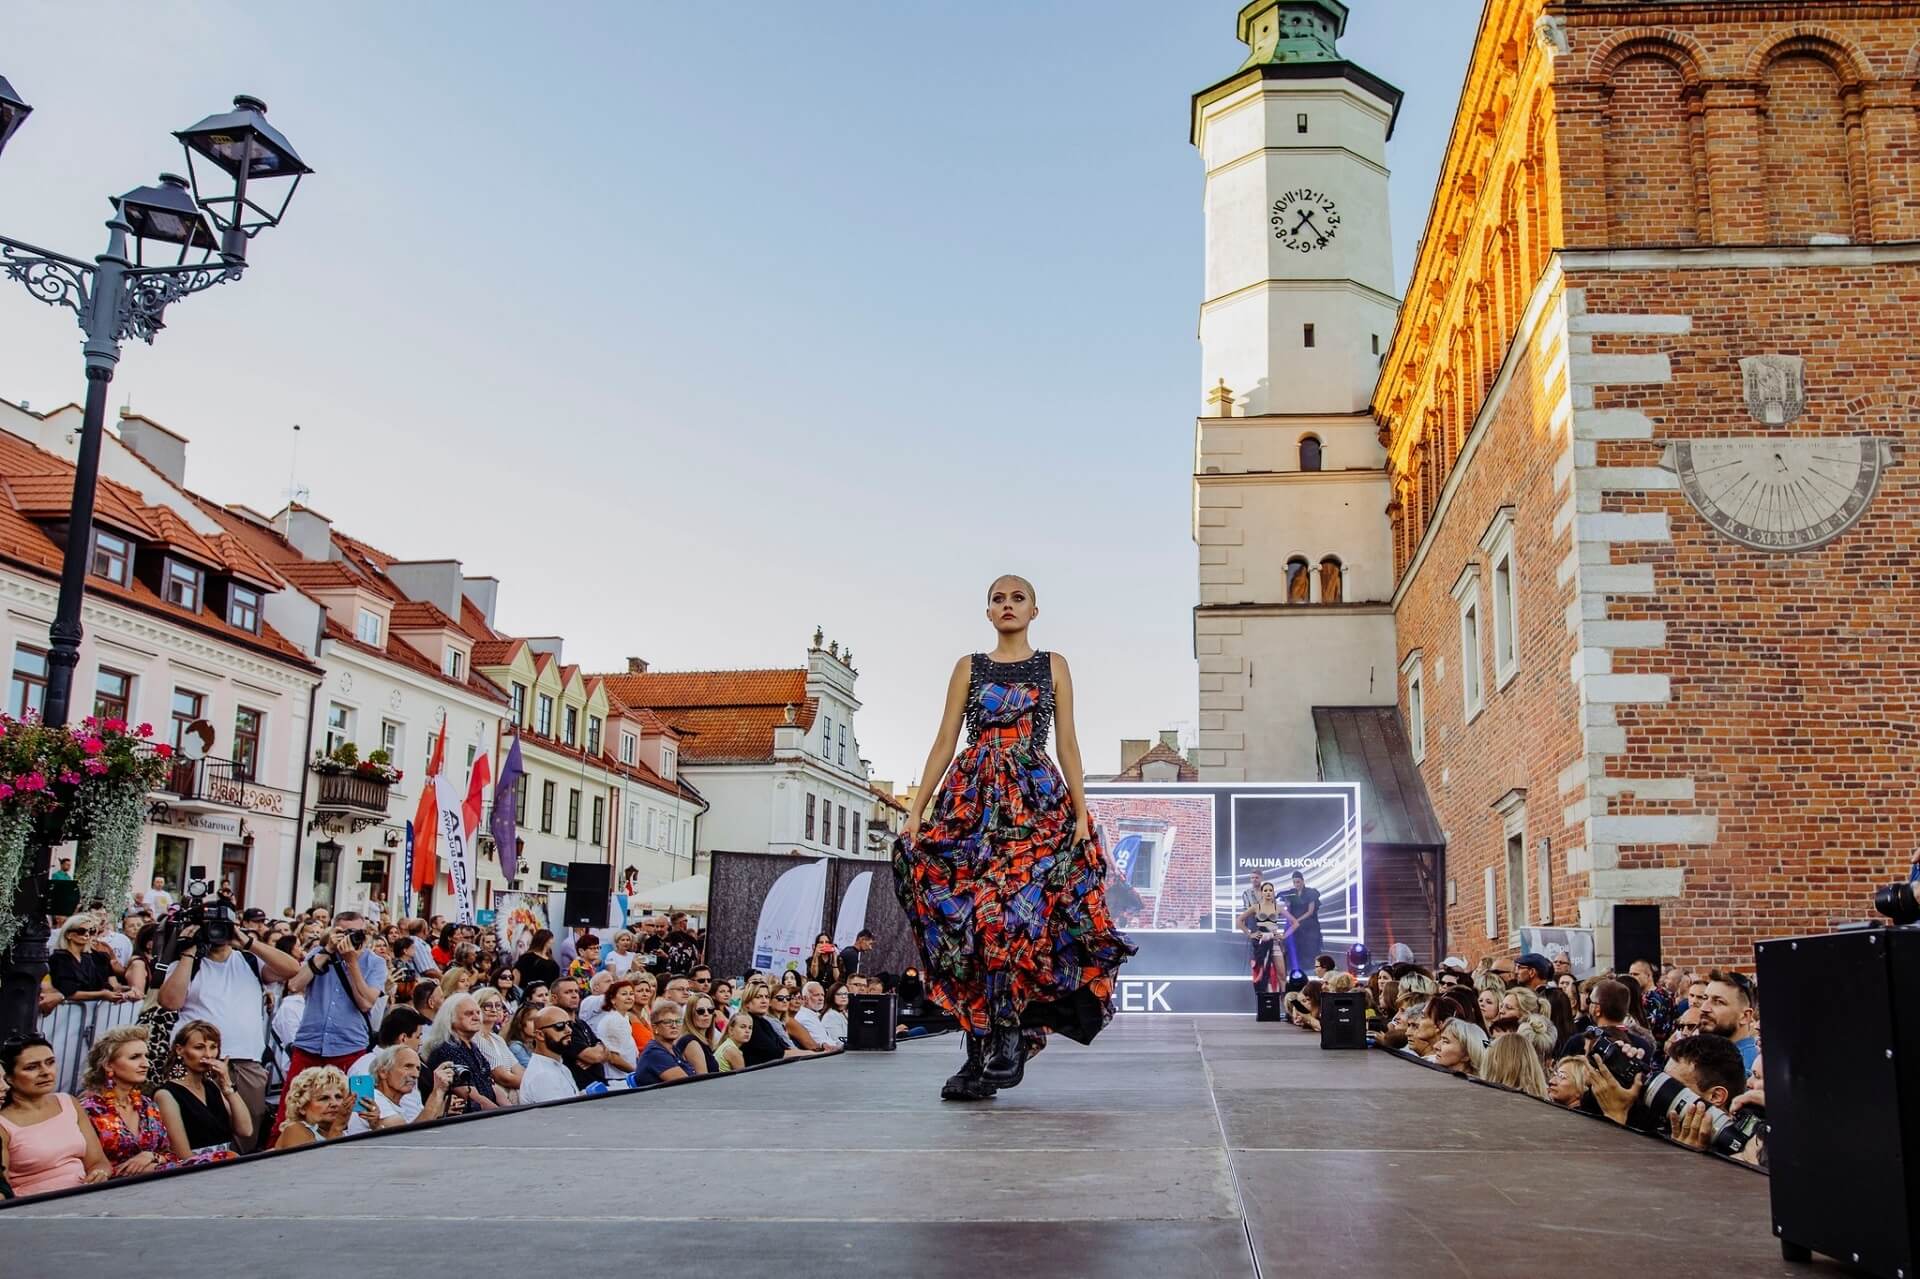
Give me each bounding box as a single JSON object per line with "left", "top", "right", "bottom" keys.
{"left": 752, "top": 858, "right": 829, "bottom": 976}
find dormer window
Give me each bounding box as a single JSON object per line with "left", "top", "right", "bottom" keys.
{"left": 563, "top": 705, "right": 578, "bottom": 746}
{"left": 90, "top": 530, "right": 132, "bottom": 586}
{"left": 356, "top": 608, "right": 383, "bottom": 646}
{"left": 619, "top": 731, "right": 636, "bottom": 764}
{"left": 661, "top": 744, "right": 676, "bottom": 780}
{"left": 444, "top": 648, "right": 465, "bottom": 680}
{"left": 164, "top": 559, "right": 203, "bottom": 612}
{"left": 537, "top": 693, "right": 554, "bottom": 736}
{"left": 587, "top": 715, "right": 602, "bottom": 756}
{"left": 228, "top": 584, "right": 262, "bottom": 633}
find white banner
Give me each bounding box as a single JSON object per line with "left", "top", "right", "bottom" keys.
{"left": 832, "top": 870, "right": 872, "bottom": 952}
{"left": 753, "top": 857, "right": 828, "bottom": 977}
{"left": 435, "top": 774, "right": 476, "bottom": 925}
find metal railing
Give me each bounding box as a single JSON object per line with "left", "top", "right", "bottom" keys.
{"left": 158, "top": 756, "right": 297, "bottom": 819}
{"left": 35, "top": 999, "right": 142, "bottom": 1094}
{"left": 313, "top": 770, "right": 392, "bottom": 816}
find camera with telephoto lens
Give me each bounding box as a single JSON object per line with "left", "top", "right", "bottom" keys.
{"left": 1874, "top": 879, "right": 1920, "bottom": 926}
{"left": 1588, "top": 1033, "right": 1652, "bottom": 1087}
{"left": 1641, "top": 1070, "right": 1764, "bottom": 1157}
{"left": 154, "top": 867, "right": 238, "bottom": 970}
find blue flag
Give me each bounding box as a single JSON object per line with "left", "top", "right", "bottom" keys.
{"left": 491, "top": 731, "right": 525, "bottom": 880}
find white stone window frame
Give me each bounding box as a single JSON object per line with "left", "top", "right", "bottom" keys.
{"left": 1480, "top": 506, "right": 1520, "bottom": 692}
{"left": 1451, "top": 563, "right": 1484, "bottom": 724}
{"left": 1493, "top": 787, "right": 1529, "bottom": 944}
{"left": 1399, "top": 649, "right": 1426, "bottom": 763}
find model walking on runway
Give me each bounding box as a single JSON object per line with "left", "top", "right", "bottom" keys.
{"left": 894, "top": 575, "right": 1136, "bottom": 1102}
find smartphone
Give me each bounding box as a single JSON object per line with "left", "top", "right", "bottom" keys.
{"left": 347, "top": 1073, "right": 375, "bottom": 1101}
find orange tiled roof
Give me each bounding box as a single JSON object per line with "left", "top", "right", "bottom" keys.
{"left": 389, "top": 598, "right": 458, "bottom": 630}
{"left": 1107, "top": 741, "right": 1201, "bottom": 782}
{"left": 142, "top": 505, "right": 224, "bottom": 567}
{"left": 275, "top": 558, "right": 366, "bottom": 591}
{"left": 472, "top": 637, "right": 523, "bottom": 666}
{"left": 322, "top": 617, "right": 508, "bottom": 705}
{"left": 599, "top": 668, "right": 819, "bottom": 763}
{"left": 456, "top": 595, "right": 496, "bottom": 643}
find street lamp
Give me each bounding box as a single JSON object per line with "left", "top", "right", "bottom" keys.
{"left": 0, "top": 80, "right": 311, "bottom": 1037}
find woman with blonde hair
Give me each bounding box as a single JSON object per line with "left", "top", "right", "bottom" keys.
{"left": 471, "top": 987, "right": 523, "bottom": 1102}
{"left": 438, "top": 966, "right": 476, "bottom": 999}
{"left": 275, "top": 1065, "right": 350, "bottom": 1147}
{"left": 1547, "top": 1055, "right": 1592, "bottom": 1110}
{"left": 715, "top": 1012, "right": 752, "bottom": 1072}
{"left": 79, "top": 1025, "right": 232, "bottom": 1177}
{"left": 1429, "top": 1018, "right": 1490, "bottom": 1077}
{"left": 1480, "top": 1032, "right": 1550, "bottom": 1099}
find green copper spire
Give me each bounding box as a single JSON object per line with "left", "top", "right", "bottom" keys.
{"left": 1235, "top": 0, "right": 1349, "bottom": 69}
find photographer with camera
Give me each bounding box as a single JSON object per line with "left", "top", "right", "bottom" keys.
{"left": 1584, "top": 1029, "right": 1761, "bottom": 1161}
{"left": 276, "top": 910, "right": 387, "bottom": 1128}
{"left": 155, "top": 887, "right": 299, "bottom": 1151}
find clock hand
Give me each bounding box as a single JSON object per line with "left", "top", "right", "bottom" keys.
{"left": 1773, "top": 452, "right": 1788, "bottom": 473}
{"left": 1292, "top": 210, "right": 1316, "bottom": 235}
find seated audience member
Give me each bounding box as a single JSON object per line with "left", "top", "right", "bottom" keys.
{"left": 578, "top": 969, "right": 614, "bottom": 1023}
{"left": 1430, "top": 1019, "right": 1490, "bottom": 1077}
{"left": 710, "top": 979, "right": 736, "bottom": 1018}
{"left": 595, "top": 980, "right": 642, "bottom": 1081}
{"left": 794, "top": 981, "right": 841, "bottom": 1049}
{"left": 549, "top": 978, "right": 607, "bottom": 1089}
{"left": 80, "top": 1026, "right": 231, "bottom": 1176}
{"left": 276, "top": 1065, "right": 351, "bottom": 1148}
{"left": 1480, "top": 1032, "right": 1549, "bottom": 1099}
{"left": 630, "top": 999, "right": 693, "bottom": 1085}
{"left": 566, "top": 934, "right": 602, "bottom": 986}
{"left": 1698, "top": 970, "right": 1761, "bottom": 1071}
{"left": 518, "top": 1007, "right": 582, "bottom": 1104}
{"left": 419, "top": 993, "right": 501, "bottom": 1113}
{"left": 410, "top": 976, "right": 443, "bottom": 1024}
{"left": 348, "top": 1048, "right": 455, "bottom": 1133}
{"left": 506, "top": 1002, "right": 542, "bottom": 1067}
{"left": 602, "top": 930, "right": 640, "bottom": 978}
{"left": 437, "top": 965, "right": 477, "bottom": 1000}
{"left": 154, "top": 1020, "right": 254, "bottom": 1157}
{"left": 1587, "top": 1031, "right": 1749, "bottom": 1147}
{"left": 0, "top": 1033, "right": 110, "bottom": 1194}
{"left": 473, "top": 988, "right": 523, "bottom": 1102}
{"left": 715, "top": 1013, "right": 752, "bottom": 1072}
{"left": 1546, "top": 1056, "right": 1592, "bottom": 1111}
{"left": 741, "top": 986, "right": 806, "bottom": 1065}
{"left": 514, "top": 929, "right": 560, "bottom": 990}
{"left": 48, "top": 914, "right": 130, "bottom": 1003}
{"left": 822, "top": 984, "right": 852, "bottom": 1042}
{"left": 678, "top": 995, "right": 724, "bottom": 1074}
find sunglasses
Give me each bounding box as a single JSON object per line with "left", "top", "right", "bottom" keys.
{"left": 693, "top": 1005, "right": 715, "bottom": 1015}
{"left": 68, "top": 929, "right": 95, "bottom": 939}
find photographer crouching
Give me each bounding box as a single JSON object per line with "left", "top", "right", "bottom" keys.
{"left": 1584, "top": 1028, "right": 1764, "bottom": 1166}
{"left": 275, "top": 910, "right": 387, "bottom": 1132}
{"left": 154, "top": 881, "right": 299, "bottom": 1151}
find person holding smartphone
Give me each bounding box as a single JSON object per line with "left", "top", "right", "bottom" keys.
{"left": 348, "top": 1048, "right": 454, "bottom": 1133}
{"left": 278, "top": 912, "right": 387, "bottom": 1129}
{"left": 805, "top": 934, "right": 842, "bottom": 988}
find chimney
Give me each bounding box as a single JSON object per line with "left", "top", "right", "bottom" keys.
{"left": 461, "top": 576, "right": 499, "bottom": 629}
{"left": 116, "top": 410, "right": 188, "bottom": 488}
{"left": 1159, "top": 729, "right": 1182, "bottom": 753}
{"left": 525, "top": 636, "right": 564, "bottom": 660}
{"left": 626, "top": 657, "right": 649, "bottom": 674}
{"left": 1120, "top": 738, "right": 1151, "bottom": 771}
{"left": 385, "top": 560, "right": 463, "bottom": 619}
{"left": 279, "top": 504, "right": 333, "bottom": 562}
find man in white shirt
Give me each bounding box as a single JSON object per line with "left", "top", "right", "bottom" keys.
{"left": 146, "top": 876, "right": 175, "bottom": 915}
{"left": 520, "top": 1006, "right": 582, "bottom": 1104}
{"left": 348, "top": 1046, "right": 455, "bottom": 1134}
{"left": 102, "top": 908, "right": 143, "bottom": 968}
{"left": 794, "top": 981, "right": 842, "bottom": 1048}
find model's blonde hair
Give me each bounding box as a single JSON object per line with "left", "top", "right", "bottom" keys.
{"left": 988, "top": 575, "right": 1037, "bottom": 603}
{"left": 1482, "top": 1032, "right": 1550, "bottom": 1098}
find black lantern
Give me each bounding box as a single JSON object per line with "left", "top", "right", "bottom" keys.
{"left": 173, "top": 95, "right": 311, "bottom": 261}
{"left": 0, "top": 74, "right": 30, "bottom": 160}
{"left": 114, "top": 174, "right": 219, "bottom": 265}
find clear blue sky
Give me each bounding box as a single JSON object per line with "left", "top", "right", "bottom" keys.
{"left": 0, "top": 1, "right": 1481, "bottom": 783}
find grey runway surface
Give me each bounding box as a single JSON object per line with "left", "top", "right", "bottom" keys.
{"left": 0, "top": 1017, "right": 1830, "bottom": 1277}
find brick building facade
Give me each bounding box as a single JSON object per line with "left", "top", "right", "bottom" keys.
{"left": 1379, "top": 0, "right": 1920, "bottom": 969}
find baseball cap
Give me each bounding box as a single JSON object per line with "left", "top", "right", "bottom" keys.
{"left": 1440, "top": 955, "right": 1469, "bottom": 973}
{"left": 1516, "top": 953, "right": 1554, "bottom": 980}
{"left": 241, "top": 907, "right": 268, "bottom": 922}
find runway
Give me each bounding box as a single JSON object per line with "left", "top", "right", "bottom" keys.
{"left": 0, "top": 1017, "right": 1829, "bottom": 1277}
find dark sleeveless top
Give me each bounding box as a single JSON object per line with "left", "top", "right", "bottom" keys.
{"left": 964, "top": 651, "right": 1055, "bottom": 750}
{"left": 157, "top": 1078, "right": 234, "bottom": 1151}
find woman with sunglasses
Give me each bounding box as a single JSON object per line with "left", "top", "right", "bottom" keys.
{"left": 675, "top": 997, "right": 723, "bottom": 1075}
{"left": 47, "top": 915, "right": 133, "bottom": 1004}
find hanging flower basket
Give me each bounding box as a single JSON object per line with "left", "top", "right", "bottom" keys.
{"left": 0, "top": 713, "right": 172, "bottom": 951}
{"left": 309, "top": 742, "right": 401, "bottom": 785}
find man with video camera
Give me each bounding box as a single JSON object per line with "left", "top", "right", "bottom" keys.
{"left": 277, "top": 909, "right": 388, "bottom": 1127}
{"left": 156, "top": 885, "right": 300, "bottom": 1151}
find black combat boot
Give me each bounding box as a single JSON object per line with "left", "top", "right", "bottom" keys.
{"left": 941, "top": 1032, "right": 999, "bottom": 1101}
{"left": 981, "top": 1025, "right": 1027, "bottom": 1089}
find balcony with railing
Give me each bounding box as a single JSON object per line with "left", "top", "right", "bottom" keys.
{"left": 156, "top": 756, "right": 297, "bottom": 820}
{"left": 313, "top": 771, "right": 392, "bottom": 817}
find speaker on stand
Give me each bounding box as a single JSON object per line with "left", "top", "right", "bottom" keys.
{"left": 1319, "top": 991, "right": 1368, "bottom": 1049}
{"left": 562, "top": 862, "right": 612, "bottom": 930}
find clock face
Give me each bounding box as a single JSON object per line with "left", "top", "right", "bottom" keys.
{"left": 1667, "top": 436, "right": 1893, "bottom": 552}
{"left": 1271, "top": 188, "right": 1340, "bottom": 253}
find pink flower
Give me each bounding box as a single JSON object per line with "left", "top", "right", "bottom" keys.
{"left": 137, "top": 723, "right": 154, "bottom": 738}
{"left": 154, "top": 744, "right": 174, "bottom": 760}
{"left": 83, "top": 715, "right": 98, "bottom": 727}
{"left": 58, "top": 771, "right": 82, "bottom": 786}
{"left": 81, "top": 737, "right": 105, "bottom": 756}
{"left": 0, "top": 782, "right": 12, "bottom": 800}
{"left": 83, "top": 758, "right": 108, "bottom": 775}
{"left": 103, "top": 718, "right": 127, "bottom": 734}
{"left": 20, "top": 772, "right": 47, "bottom": 792}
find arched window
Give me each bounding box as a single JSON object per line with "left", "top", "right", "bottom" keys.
{"left": 1285, "top": 557, "right": 1311, "bottom": 604}
{"left": 1299, "top": 435, "right": 1323, "bottom": 472}
{"left": 1319, "top": 556, "right": 1343, "bottom": 604}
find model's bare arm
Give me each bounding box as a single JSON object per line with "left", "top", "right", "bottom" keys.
{"left": 1052, "top": 653, "right": 1092, "bottom": 840}
{"left": 907, "top": 658, "right": 972, "bottom": 838}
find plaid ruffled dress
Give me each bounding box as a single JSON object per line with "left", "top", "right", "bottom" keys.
{"left": 893, "top": 651, "right": 1135, "bottom": 1042}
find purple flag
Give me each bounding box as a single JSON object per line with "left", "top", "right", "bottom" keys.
{"left": 491, "top": 731, "right": 525, "bottom": 879}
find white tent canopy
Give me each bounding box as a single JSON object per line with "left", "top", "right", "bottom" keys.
{"left": 627, "top": 873, "right": 709, "bottom": 913}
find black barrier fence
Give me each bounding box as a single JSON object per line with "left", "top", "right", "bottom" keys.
{"left": 705, "top": 850, "right": 919, "bottom": 985}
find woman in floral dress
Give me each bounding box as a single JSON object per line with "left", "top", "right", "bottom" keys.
{"left": 895, "top": 575, "right": 1135, "bottom": 1101}
{"left": 77, "top": 1026, "right": 233, "bottom": 1178}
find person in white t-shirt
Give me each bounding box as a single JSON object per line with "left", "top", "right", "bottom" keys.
{"left": 157, "top": 918, "right": 301, "bottom": 1152}
{"left": 348, "top": 1046, "right": 455, "bottom": 1133}
{"left": 146, "top": 876, "right": 175, "bottom": 915}
{"left": 595, "top": 980, "right": 641, "bottom": 1082}
{"left": 519, "top": 1006, "right": 582, "bottom": 1104}
{"left": 794, "top": 981, "right": 842, "bottom": 1048}
{"left": 602, "top": 931, "right": 639, "bottom": 978}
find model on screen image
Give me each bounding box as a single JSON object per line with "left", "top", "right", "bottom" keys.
{"left": 1240, "top": 878, "right": 1290, "bottom": 993}
{"left": 894, "top": 574, "right": 1137, "bottom": 1102}
{"left": 1281, "top": 870, "right": 1323, "bottom": 975}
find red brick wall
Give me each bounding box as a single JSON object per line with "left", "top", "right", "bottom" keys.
{"left": 1761, "top": 54, "right": 1852, "bottom": 242}
{"left": 1605, "top": 54, "right": 1698, "bottom": 246}
{"left": 1088, "top": 795, "right": 1216, "bottom": 931}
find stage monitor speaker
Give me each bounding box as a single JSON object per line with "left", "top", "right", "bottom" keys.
{"left": 562, "top": 862, "right": 612, "bottom": 929}
{"left": 847, "top": 993, "right": 897, "bottom": 1051}
{"left": 1320, "top": 991, "right": 1368, "bottom": 1050}
{"left": 1613, "top": 904, "right": 1662, "bottom": 972}
{"left": 1756, "top": 926, "right": 1918, "bottom": 1277}
{"left": 1255, "top": 991, "right": 1282, "bottom": 1022}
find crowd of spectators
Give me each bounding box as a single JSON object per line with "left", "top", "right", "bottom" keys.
{"left": 1277, "top": 944, "right": 1768, "bottom": 1170}
{"left": 0, "top": 903, "right": 901, "bottom": 1200}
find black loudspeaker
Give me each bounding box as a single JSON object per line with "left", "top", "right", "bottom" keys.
{"left": 1255, "top": 991, "right": 1282, "bottom": 1022}
{"left": 1613, "top": 904, "right": 1662, "bottom": 972}
{"left": 846, "top": 993, "right": 897, "bottom": 1051}
{"left": 1756, "top": 927, "right": 1918, "bottom": 1277}
{"left": 562, "top": 862, "right": 612, "bottom": 929}
{"left": 1319, "top": 991, "right": 1368, "bottom": 1049}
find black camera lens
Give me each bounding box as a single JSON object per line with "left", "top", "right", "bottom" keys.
{"left": 348, "top": 930, "right": 368, "bottom": 948}
{"left": 1874, "top": 880, "right": 1920, "bottom": 926}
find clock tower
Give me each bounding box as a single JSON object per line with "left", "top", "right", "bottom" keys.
{"left": 1190, "top": 1, "right": 1405, "bottom": 782}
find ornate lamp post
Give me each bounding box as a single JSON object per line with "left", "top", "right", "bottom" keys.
{"left": 0, "top": 84, "right": 311, "bottom": 1037}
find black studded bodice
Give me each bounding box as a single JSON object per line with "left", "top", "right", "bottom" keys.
{"left": 964, "top": 650, "right": 1054, "bottom": 750}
